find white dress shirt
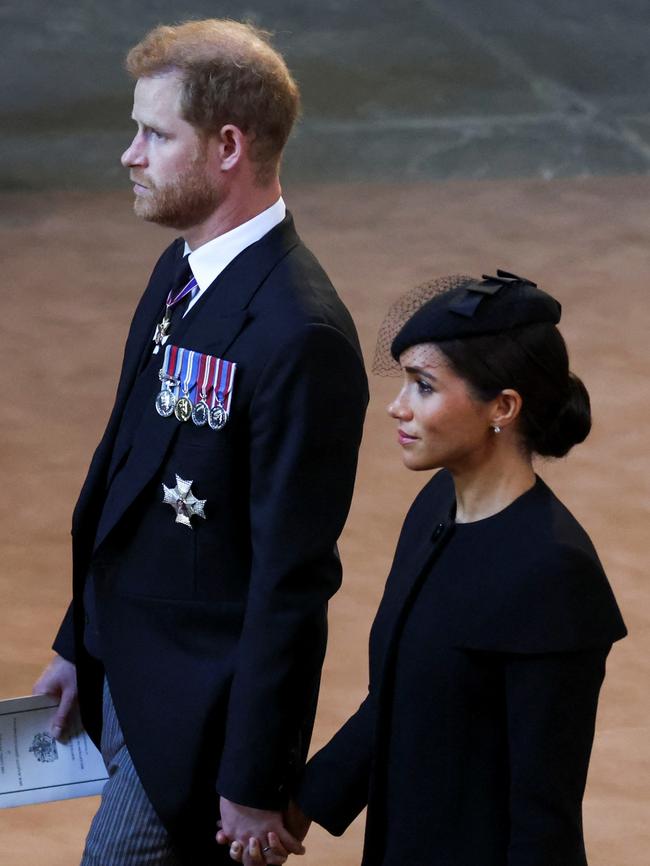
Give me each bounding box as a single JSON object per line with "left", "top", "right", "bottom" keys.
{"left": 183, "top": 197, "right": 286, "bottom": 315}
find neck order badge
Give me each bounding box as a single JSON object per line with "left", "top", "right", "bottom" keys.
{"left": 155, "top": 343, "right": 236, "bottom": 430}
{"left": 152, "top": 271, "right": 198, "bottom": 353}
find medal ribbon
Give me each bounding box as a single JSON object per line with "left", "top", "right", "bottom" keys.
{"left": 202, "top": 355, "right": 214, "bottom": 407}
{"left": 153, "top": 267, "right": 198, "bottom": 352}
{"left": 210, "top": 357, "right": 237, "bottom": 413}
{"left": 162, "top": 344, "right": 183, "bottom": 392}
{"left": 166, "top": 273, "right": 198, "bottom": 309}
{"left": 178, "top": 348, "right": 197, "bottom": 398}
{"left": 160, "top": 345, "right": 236, "bottom": 417}
{"left": 196, "top": 352, "right": 210, "bottom": 400}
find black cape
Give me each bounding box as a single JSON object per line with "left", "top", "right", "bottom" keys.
{"left": 298, "top": 470, "right": 626, "bottom": 866}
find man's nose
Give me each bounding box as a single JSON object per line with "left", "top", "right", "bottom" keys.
{"left": 121, "top": 134, "right": 146, "bottom": 168}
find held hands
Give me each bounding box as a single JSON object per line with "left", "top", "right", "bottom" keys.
{"left": 217, "top": 797, "right": 310, "bottom": 865}
{"left": 32, "top": 654, "right": 78, "bottom": 740}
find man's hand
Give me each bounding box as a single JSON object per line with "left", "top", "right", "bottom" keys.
{"left": 217, "top": 797, "right": 305, "bottom": 864}
{"left": 32, "top": 654, "right": 77, "bottom": 740}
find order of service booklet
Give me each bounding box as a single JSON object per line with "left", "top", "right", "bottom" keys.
{"left": 0, "top": 694, "right": 108, "bottom": 808}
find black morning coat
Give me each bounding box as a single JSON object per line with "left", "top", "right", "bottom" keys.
{"left": 52, "top": 214, "right": 369, "bottom": 863}
{"left": 297, "top": 469, "right": 627, "bottom": 866}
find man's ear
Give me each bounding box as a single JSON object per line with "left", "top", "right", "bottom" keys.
{"left": 216, "top": 124, "right": 246, "bottom": 172}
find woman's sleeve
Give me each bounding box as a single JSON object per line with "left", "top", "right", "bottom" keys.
{"left": 505, "top": 647, "right": 610, "bottom": 866}
{"left": 295, "top": 693, "right": 375, "bottom": 836}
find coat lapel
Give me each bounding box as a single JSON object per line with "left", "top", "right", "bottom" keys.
{"left": 71, "top": 241, "right": 184, "bottom": 537}
{"left": 173, "top": 212, "right": 299, "bottom": 340}
{"left": 371, "top": 484, "right": 456, "bottom": 686}
{"left": 122, "top": 239, "right": 188, "bottom": 393}
{"left": 92, "top": 216, "right": 300, "bottom": 553}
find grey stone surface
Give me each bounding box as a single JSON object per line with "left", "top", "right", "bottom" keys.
{"left": 286, "top": 114, "right": 650, "bottom": 183}
{"left": 2, "top": 0, "right": 650, "bottom": 187}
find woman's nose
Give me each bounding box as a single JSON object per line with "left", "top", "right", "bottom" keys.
{"left": 387, "top": 391, "right": 411, "bottom": 420}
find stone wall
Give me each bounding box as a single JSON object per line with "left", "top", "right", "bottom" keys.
{"left": 3, "top": 0, "right": 650, "bottom": 187}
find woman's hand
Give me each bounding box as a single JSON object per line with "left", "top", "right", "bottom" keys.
{"left": 217, "top": 797, "right": 305, "bottom": 864}
{"left": 227, "top": 832, "right": 290, "bottom": 865}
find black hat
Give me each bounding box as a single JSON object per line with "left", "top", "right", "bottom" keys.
{"left": 390, "top": 270, "right": 562, "bottom": 361}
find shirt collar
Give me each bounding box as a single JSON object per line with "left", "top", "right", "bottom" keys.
{"left": 184, "top": 197, "right": 286, "bottom": 292}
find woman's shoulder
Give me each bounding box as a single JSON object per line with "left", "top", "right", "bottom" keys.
{"left": 449, "top": 478, "right": 628, "bottom": 652}
{"left": 508, "top": 477, "right": 603, "bottom": 568}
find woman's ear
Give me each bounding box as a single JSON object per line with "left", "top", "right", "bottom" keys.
{"left": 491, "top": 388, "right": 522, "bottom": 431}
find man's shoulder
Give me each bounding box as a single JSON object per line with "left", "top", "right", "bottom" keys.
{"left": 246, "top": 231, "right": 360, "bottom": 352}
{"left": 258, "top": 233, "right": 334, "bottom": 298}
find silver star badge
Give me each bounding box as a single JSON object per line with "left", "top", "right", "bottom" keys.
{"left": 162, "top": 475, "right": 207, "bottom": 528}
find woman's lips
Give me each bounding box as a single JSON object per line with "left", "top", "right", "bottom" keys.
{"left": 398, "top": 430, "right": 418, "bottom": 445}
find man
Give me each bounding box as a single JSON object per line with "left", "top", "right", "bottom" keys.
{"left": 33, "top": 19, "right": 368, "bottom": 866}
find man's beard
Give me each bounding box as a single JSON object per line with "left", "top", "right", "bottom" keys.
{"left": 133, "top": 157, "right": 221, "bottom": 230}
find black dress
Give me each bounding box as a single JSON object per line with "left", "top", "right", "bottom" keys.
{"left": 297, "top": 470, "right": 627, "bottom": 866}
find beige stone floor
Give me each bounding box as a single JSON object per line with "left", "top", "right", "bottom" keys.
{"left": 0, "top": 178, "right": 648, "bottom": 864}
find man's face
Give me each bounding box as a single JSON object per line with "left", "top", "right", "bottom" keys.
{"left": 121, "top": 71, "right": 220, "bottom": 230}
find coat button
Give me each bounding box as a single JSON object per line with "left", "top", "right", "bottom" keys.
{"left": 432, "top": 522, "right": 445, "bottom": 541}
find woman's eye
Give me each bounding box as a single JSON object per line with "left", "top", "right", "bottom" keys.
{"left": 416, "top": 379, "right": 433, "bottom": 394}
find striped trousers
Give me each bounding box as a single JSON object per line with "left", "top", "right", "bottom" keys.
{"left": 80, "top": 681, "right": 181, "bottom": 866}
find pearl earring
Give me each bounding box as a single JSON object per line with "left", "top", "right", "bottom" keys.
{"left": 492, "top": 425, "right": 501, "bottom": 433}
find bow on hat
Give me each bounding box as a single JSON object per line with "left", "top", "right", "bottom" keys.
{"left": 449, "top": 269, "right": 538, "bottom": 318}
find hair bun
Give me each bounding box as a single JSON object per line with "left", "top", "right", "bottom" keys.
{"left": 534, "top": 372, "right": 591, "bottom": 458}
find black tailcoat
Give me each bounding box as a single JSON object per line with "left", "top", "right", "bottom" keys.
{"left": 298, "top": 470, "right": 627, "bottom": 866}
{"left": 54, "top": 214, "right": 368, "bottom": 862}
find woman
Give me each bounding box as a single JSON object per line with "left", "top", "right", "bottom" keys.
{"left": 293, "top": 270, "right": 627, "bottom": 866}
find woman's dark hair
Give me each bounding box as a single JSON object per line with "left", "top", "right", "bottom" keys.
{"left": 438, "top": 322, "right": 591, "bottom": 458}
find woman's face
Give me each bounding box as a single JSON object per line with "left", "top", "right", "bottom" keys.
{"left": 388, "top": 343, "right": 496, "bottom": 472}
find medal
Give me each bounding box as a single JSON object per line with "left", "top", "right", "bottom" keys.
{"left": 208, "top": 402, "right": 228, "bottom": 430}
{"left": 155, "top": 388, "right": 177, "bottom": 417}
{"left": 152, "top": 308, "right": 172, "bottom": 353}
{"left": 152, "top": 262, "right": 198, "bottom": 352}
{"left": 162, "top": 475, "right": 206, "bottom": 528}
{"left": 156, "top": 344, "right": 182, "bottom": 416}
{"left": 174, "top": 349, "right": 197, "bottom": 422}
{"left": 206, "top": 357, "right": 236, "bottom": 432}
{"left": 174, "top": 396, "right": 193, "bottom": 422}
{"left": 191, "top": 351, "right": 211, "bottom": 427}
{"left": 192, "top": 400, "right": 209, "bottom": 426}
{"left": 155, "top": 344, "right": 237, "bottom": 431}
